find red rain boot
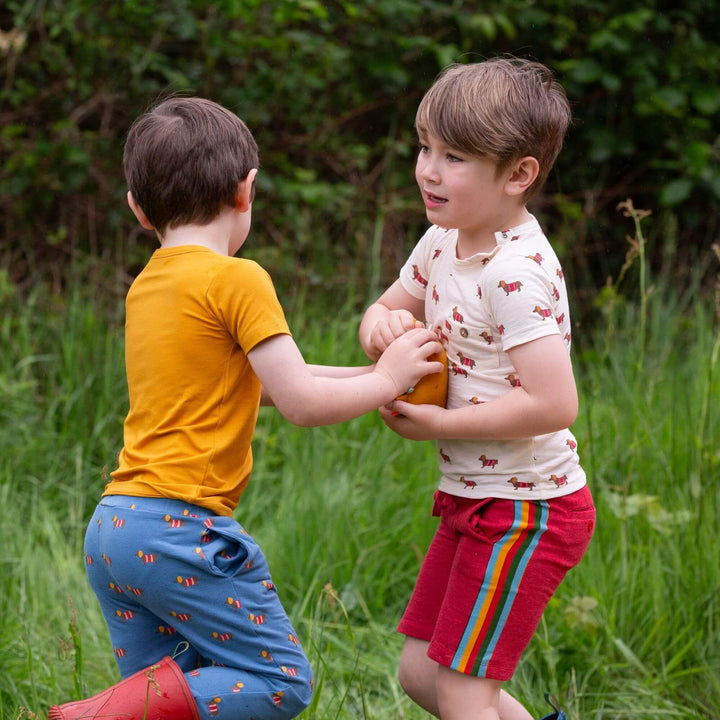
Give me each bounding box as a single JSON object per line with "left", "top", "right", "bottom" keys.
{"left": 48, "top": 655, "right": 200, "bottom": 720}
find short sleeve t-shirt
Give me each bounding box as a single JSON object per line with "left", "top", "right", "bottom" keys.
{"left": 104, "top": 246, "right": 291, "bottom": 516}
{"left": 399, "top": 217, "right": 586, "bottom": 500}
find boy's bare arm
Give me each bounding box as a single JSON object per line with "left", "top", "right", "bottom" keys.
{"left": 255, "top": 336, "right": 383, "bottom": 413}
{"left": 260, "top": 364, "right": 375, "bottom": 406}
{"left": 380, "top": 334, "right": 578, "bottom": 441}
{"left": 249, "top": 330, "right": 442, "bottom": 427}
{"left": 359, "top": 280, "right": 426, "bottom": 360}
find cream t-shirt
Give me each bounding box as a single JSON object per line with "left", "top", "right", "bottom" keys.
{"left": 399, "top": 217, "right": 586, "bottom": 500}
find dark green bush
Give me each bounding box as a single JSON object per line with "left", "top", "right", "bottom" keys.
{"left": 1, "top": 0, "right": 718, "bottom": 318}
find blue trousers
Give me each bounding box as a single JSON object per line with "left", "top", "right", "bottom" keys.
{"left": 84, "top": 495, "right": 313, "bottom": 720}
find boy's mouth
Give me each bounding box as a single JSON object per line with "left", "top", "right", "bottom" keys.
{"left": 424, "top": 191, "right": 447, "bottom": 208}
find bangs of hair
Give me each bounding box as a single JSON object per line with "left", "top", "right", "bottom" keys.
{"left": 415, "top": 64, "right": 512, "bottom": 161}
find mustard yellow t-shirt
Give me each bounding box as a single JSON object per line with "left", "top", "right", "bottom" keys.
{"left": 104, "top": 246, "right": 290, "bottom": 516}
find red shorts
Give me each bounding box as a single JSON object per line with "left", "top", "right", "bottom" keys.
{"left": 397, "top": 487, "right": 595, "bottom": 680}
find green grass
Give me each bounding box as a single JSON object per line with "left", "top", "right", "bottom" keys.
{"left": 0, "top": 247, "right": 718, "bottom": 719}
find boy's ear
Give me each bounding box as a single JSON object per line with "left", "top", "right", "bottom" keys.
{"left": 505, "top": 157, "right": 540, "bottom": 197}
{"left": 235, "top": 168, "right": 259, "bottom": 212}
{"left": 127, "top": 191, "right": 155, "bottom": 230}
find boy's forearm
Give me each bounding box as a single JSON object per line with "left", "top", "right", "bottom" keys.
{"left": 436, "top": 386, "right": 578, "bottom": 441}
{"left": 260, "top": 365, "right": 390, "bottom": 420}
{"left": 250, "top": 329, "right": 441, "bottom": 428}
{"left": 307, "top": 364, "right": 374, "bottom": 379}
{"left": 280, "top": 372, "right": 397, "bottom": 427}
{"left": 435, "top": 334, "right": 578, "bottom": 441}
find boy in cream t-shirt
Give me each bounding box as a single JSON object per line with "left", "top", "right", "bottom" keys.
{"left": 360, "top": 58, "right": 595, "bottom": 720}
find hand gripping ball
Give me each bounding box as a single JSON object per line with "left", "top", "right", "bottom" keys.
{"left": 396, "top": 346, "right": 448, "bottom": 406}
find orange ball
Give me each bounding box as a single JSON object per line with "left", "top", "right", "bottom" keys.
{"left": 396, "top": 347, "right": 448, "bottom": 406}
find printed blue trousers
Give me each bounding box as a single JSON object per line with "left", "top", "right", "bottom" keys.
{"left": 84, "top": 495, "right": 313, "bottom": 720}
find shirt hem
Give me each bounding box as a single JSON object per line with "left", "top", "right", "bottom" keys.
{"left": 437, "top": 476, "right": 586, "bottom": 501}
{"left": 102, "top": 482, "right": 235, "bottom": 517}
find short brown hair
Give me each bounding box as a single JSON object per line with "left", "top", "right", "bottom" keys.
{"left": 416, "top": 57, "right": 571, "bottom": 200}
{"left": 123, "top": 97, "right": 259, "bottom": 235}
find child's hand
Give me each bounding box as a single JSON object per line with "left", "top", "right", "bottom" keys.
{"left": 374, "top": 328, "right": 443, "bottom": 397}
{"left": 368, "top": 310, "right": 425, "bottom": 358}
{"left": 378, "top": 400, "right": 445, "bottom": 441}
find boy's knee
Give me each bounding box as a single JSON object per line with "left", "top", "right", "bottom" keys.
{"left": 397, "top": 656, "right": 427, "bottom": 704}
{"left": 397, "top": 660, "right": 414, "bottom": 695}
{"left": 276, "top": 659, "right": 314, "bottom": 717}
{"left": 397, "top": 637, "right": 432, "bottom": 698}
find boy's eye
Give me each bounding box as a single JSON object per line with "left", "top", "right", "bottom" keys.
{"left": 447, "top": 153, "right": 462, "bottom": 162}
{"left": 418, "top": 144, "right": 429, "bottom": 154}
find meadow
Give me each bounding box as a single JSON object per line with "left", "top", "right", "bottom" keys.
{"left": 0, "top": 229, "right": 718, "bottom": 720}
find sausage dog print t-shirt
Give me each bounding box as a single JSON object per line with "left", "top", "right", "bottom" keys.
{"left": 399, "top": 217, "right": 586, "bottom": 500}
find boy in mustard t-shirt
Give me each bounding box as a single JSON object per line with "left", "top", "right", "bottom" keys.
{"left": 49, "top": 97, "right": 442, "bottom": 720}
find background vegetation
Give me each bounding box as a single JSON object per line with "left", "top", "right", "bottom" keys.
{"left": 1, "top": 1, "right": 719, "bottom": 719}
{"left": 1, "top": 0, "right": 719, "bottom": 311}
{"left": 1, "top": 220, "right": 719, "bottom": 719}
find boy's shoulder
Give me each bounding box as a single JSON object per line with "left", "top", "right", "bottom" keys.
{"left": 201, "top": 253, "right": 276, "bottom": 295}
{"left": 148, "top": 246, "right": 266, "bottom": 272}
{"left": 484, "top": 223, "right": 562, "bottom": 283}
{"left": 498, "top": 218, "right": 557, "bottom": 257}
{"left": 420, "top": 224, "right": 456, "bottom": 246}
{"left": 135, "top": 247, "right": 274, "bottom": 297}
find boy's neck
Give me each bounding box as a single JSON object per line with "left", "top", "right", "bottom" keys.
{"left": 456, "top": 206, "right": 533, "bottom": 259}
{"left": 159, "top": 211, "right": 234, "bottom": 256}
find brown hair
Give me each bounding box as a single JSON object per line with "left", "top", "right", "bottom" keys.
{"left": 416, "top": 57, "right": 571, "bottom": 200}
{"left": 123, "top": 97, "right": 259, "bottom": 235}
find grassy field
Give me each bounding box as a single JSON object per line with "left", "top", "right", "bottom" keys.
{"left": 0, "top": 243, "right": 718, "bottom": 719}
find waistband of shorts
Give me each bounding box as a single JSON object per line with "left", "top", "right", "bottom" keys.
{"left": 435, "top": 484, "right": 592, "bottom": 510}
{"left": 98, "top": 494, "right": 217, "bottom": 519}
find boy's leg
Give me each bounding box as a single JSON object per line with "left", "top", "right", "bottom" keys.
{"left": 397, "top": 492, "right": 534, "bottom": 719}
{"left": 170, "top": 520, "right": 313, "bottom": 720}
{"left": 398, "top": 489, "right": 594, "bottom": 719}
{"left": 437, "top": 665, "right": 502, "bottom": 720}
{"left": 84, "top": 502, "right": 197, "bottom": 675}
{"left": 500, "top": 689, "right": 534, "bottom": 720}
{"left": 398, "top": 636, "right": 439, "bottom": 714}
{"left": 428, "top": 492, "right": 593, "bottom": 679}
{"left": 399, "top": 637, "right": 532, "bottom": 720}
{"left": 85, "top": 496, "right": 313, "bottom": 720}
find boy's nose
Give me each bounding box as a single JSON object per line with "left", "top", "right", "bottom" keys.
{"left": 418, "top": 159, "right": 439, "bottom": 183}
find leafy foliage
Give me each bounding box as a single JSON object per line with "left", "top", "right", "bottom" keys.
{"left": 1, "top": 0, "right": 718, "bottom": 315}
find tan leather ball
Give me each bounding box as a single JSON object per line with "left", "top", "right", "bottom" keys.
{"left": 396, "top": 347, "right": 448, "bottom": 406}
